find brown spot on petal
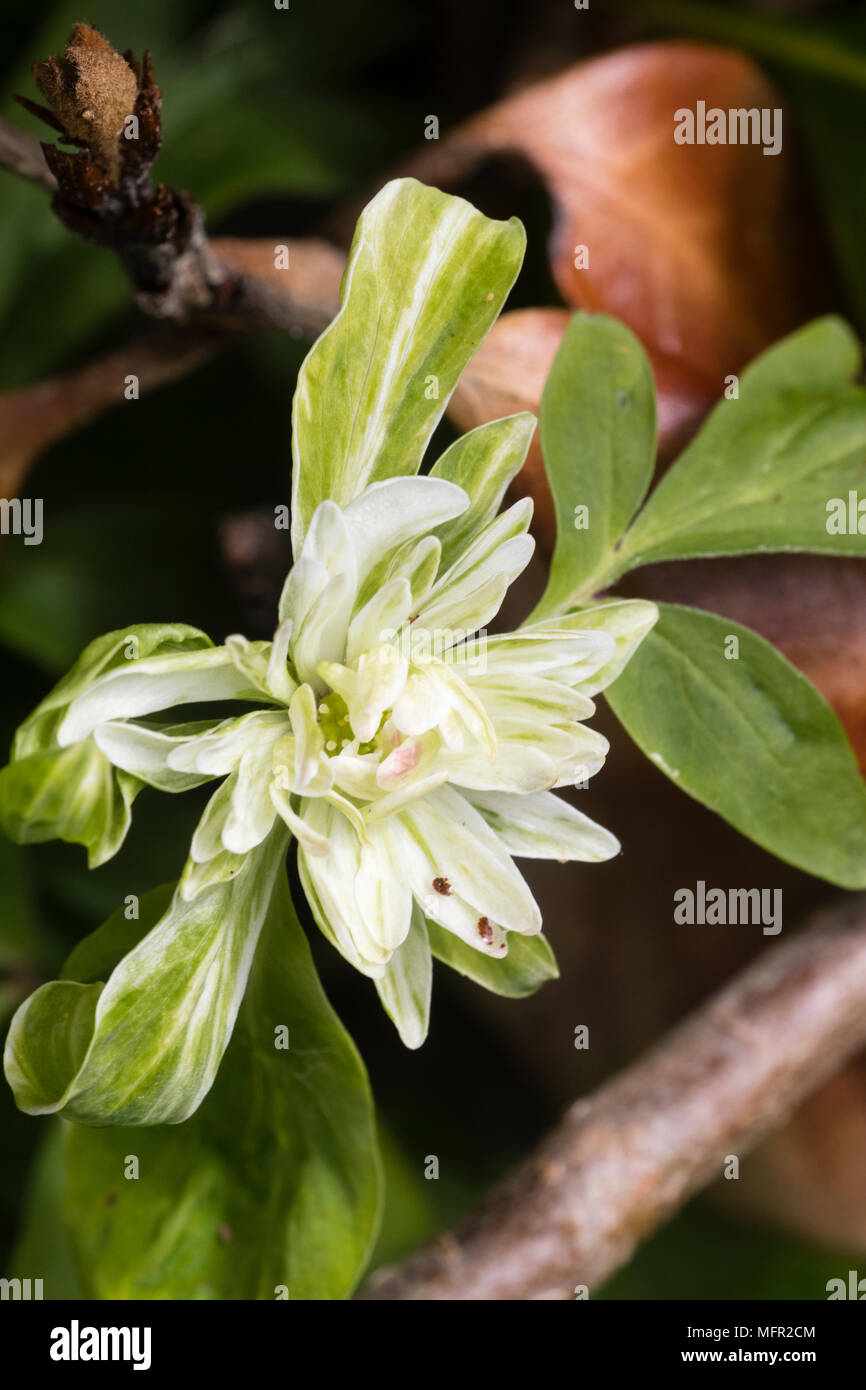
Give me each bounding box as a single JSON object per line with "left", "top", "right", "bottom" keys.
{"left": 433, "top": 877, "right": 452, "bottom": 896}
{"left": 477, "top": 916, "right": 494, "bottom": 944}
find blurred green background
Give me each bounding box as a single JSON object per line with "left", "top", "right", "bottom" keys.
{"left": 1, "top": 0, "right": 865, "bottom": 1299}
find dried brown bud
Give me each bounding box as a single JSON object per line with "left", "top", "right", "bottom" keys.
{"left": 32, "top": 24, "right": 138, "bottom": 180}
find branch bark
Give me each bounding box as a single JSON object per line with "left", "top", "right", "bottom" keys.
{"left": 362, "top": 895, "right": 866, "bottom": 1300}
{"left": 0, "top": 28, "right": 345, "bottom": 336}
{"left": 0, "top": 236, "right": 344, "bottom": 497}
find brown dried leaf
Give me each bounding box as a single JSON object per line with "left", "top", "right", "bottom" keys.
{"left": 413, "top": 43, "right": 823, "bottom": 480}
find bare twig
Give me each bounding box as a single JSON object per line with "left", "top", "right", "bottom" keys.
{"left": 0, "top": 26, "right": 346, "bottom": 337}
{"left": 362, "top": 896, "right": 866, "bottom": 1300}
{"left": 0, "top": 329, "right": 215, "bottom": 498}
{"left": 0, "top": 27, "right": 348, "bottom": 493}
{"left": 0, "top": 237, "right": 343, "bottom": 497}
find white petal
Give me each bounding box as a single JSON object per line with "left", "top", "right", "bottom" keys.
{"left": 94, "top": 720, "right": 216, "bottom": 792}
{"left": 426, "top": 661, "right": 496, "bottom": 756}
{"left": 346, "top": 576, "right": 412, "bottom": 664}
{"left": 528, "top": 600, "right": 658, "bottom": 695}
{"left": 266, "top": 619, "right": 297, "bottom": 704}
{"left": 385, "top": 534, "right": 441, "bottom": 607}
{"left": 425, "top": 498, "right": 532, "bottom": 595}
{"left": 323, "top": 789, "right": 370, "bottom": 842}
{"left": 352, "top": 645, "right": 408, "bottom": 742}
{"left": 455, "top": 630, "right": 614, "bottom": 684}
{"left": 270, "top": 781, "right": 332, "bottom": 855}
{"left": 59, "top": 648, "right": 258, "bottom": 745}
{"left": 225, "top": 634, "right": 278, "bottom": 699}
{"left": 355, "top": 822, "right": 413, "bottom": 953}
{"left": 364, "top": 770, "right": 449, "bottom": 823}
{"left": 412, "top": 571, "right": 512, "bottom": 648}
{"left": 344, "top": 477, "right": 468, "bottom": 590}
{"left": 166, "top": 710, "right": 288, "bottom": 776}
{"left": 394, "top": 784, "right": 541, "bottom": 937}
{"left": 331, "top": 750, "right": 381, "bottom": 799}
{"left": 293, "top": 570, "right": 354, "bottom": 689}
{"left": 288, "top": 685, "right": 332, "bottom": 793}
{"left": 299, "top": 801, "right": 410, "bottom": 975}
{"left": 390, "top": 666, "right": 451, "bottom": 737}
{"left": 464, "top": 674, "right": 595, "bottom": 723}
{"left": 374, "top": 906, "right": 431, "bottom": 1049}
{"left": 441, "top": 742, "right": 557, "bottom": 794}
{"left": 280, "top": 500, "right": 357, "bottom": 624}
{"left": 376, "top": 731, "right": 439, "bottom": 788}
{"left": 465, "top": 789, "right": 620, "bottom": 861}
{"left": 221, "top": 744, "right": 280, "bottom": 854}
{"left": 190, "top": 776, "right": 236, "bottom": 862}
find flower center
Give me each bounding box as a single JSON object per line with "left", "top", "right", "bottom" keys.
{"left": 317, "top": 692, "right": 352, "bottom": 753}
{"left": 317, "top": 690, "right": 381, "bottom": 755}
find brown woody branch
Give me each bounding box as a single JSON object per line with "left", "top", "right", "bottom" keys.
{"left": 0, "top": 236, "right": 344, "bottom": 497}
{"left": 362, "top": 895, "right": 866, "bottom": 1300}
{"left": 0, "top": 26, "right": 344, "bottom": 334}
{"left": 0, "top": 27, "right": 347, "bottom": 492}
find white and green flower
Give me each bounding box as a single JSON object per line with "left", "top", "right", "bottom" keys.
{"left": 1, "top": 177, "right": 656, "bottom": 1125}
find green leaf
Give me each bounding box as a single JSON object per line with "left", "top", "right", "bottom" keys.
{"left": 62, "top": 874, "right": 381, "bottom": 1299}
{"left": 291, "top": 177, "right": 526, "bottom": 552}
{"left": 0, "top": 623, "right": 218, "bottom": 866}
{"left": 5, "top": 1124, "right": 81, "bottom": 1300}
{"left": 427, "top": 919, "right": 559, "bottom": 997}
{"left": 617, "top": 318, "right": 866, "bottom": 570}
{"left": 534, "top": 312, "right": 656, "bottom": 616}
{"left": 0, "top": 742, "right": 140, "bottom": 868}
{"left": 430, "top": 413, "right": 536, "bottom": 571}
{"left": 606, "top": 602, "right": 866, "bottom": 888}
{"left": 4, "top": 828, "right": 289, "bottom": 1124}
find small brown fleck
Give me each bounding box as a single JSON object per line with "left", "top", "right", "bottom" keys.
{"left": 218, "top": 1224, "right": 234, "bottom": 1244}
{"left": 104, "top": 1192, "right": 118, "bottom": 1208}
{"left": 433, "top": 877, "right": 452, "bottom": 896}
{"left": 477, "top": 916, "right": 494, "bottom": 944}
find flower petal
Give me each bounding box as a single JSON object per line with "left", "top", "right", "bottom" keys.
{"left": 345, "top": 477, "right": 468, "bottom": 596}
{"left": 293, "top": 571, "right": 355, "bottom": 689}
{"left": 58, "top": 648, "right": 259, "bottom": 746}
{"left": 221, "top": 744, "right": 280, "bottom": 855}
{"left": 527, "top": 599, "right": 658, "bottom": 695}
{"left": 393, "top": 784, "right": 542, "bottom": 941}
{"left": 93, "top": 720, "right": 218, "bottom": 792}
{"left": 464, "top": 789, "right": 620, "bottom": 861}
{"left": 374, "top": 905, "right": 432, "bottom": 1049}
{"left": 270, "top": 781, "right": 332, "bottom": 856}
{"left": 346, "top": 576, "right": 412, "bottom": 664}
{"left": 299, "top": 801, "right": 411, "bottom": 976}
{"left": 166, "top": 710, "right": 288, "bottom": 776}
